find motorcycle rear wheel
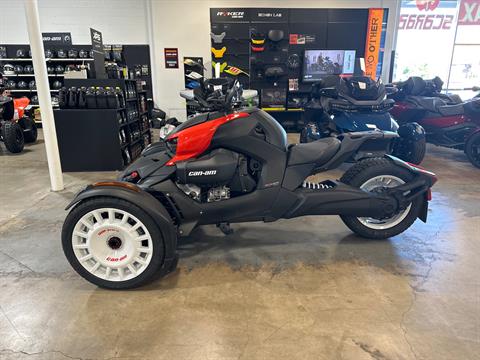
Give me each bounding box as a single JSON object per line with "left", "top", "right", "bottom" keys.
{"left": 340, "top": 157, "right": 423, "bottom": 239}
{"left": 465, "top": 132, "right": 480, "bottom": 169}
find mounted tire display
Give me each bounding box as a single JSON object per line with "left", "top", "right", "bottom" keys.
{"left": 18, "top": 116, "right": 38, "bottom": 143}
{"left": 465, "top": 132, "right": 480, "bottom": 169}
{"left": 339, "top": 157, "right": 424, "bottom": 239}
{"left": 1, "top": 121, "right": 25, "bottom": 153}
{"left": 62, "top": 197, "right": 169, "bottom": 289}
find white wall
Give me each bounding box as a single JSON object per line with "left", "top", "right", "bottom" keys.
{"left": 151, "top": 0, "right": 400, "bottom": 120}
{"left": 0, "top": 0, "right": 149, "bottom": 44}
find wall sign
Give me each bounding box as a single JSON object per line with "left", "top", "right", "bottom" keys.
{"left": 42, "top": 32, "right": 72, "bottom": 45}
{"left": 90, "top": 28, "right": 106, "bottom": 79}
{"left": 459, "top": 0, "right": 480, "bottom": 25}
{"left": 164, "top": 48, "right": 179, "bottom": 69}
{"left": 364, "top": 8, "right": 384, "bottom": 80}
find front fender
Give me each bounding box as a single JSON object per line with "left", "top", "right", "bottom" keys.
{"left": 66, "top": 181, "right": 177, "bottom": 262}
{"left": 397, "top": 122, "right": 426, "bottom": 141}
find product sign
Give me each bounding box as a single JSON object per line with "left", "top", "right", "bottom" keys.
{"left": 398, "top": 0, "right": 455, "bottom": 30}
{"left": 364, "top": 8, "right": 384, "bottom": 80}
{"left": 459, "top": 0, "right": 480, "bottom": 25}
{"left": 42, "top": 32, "right": 72, "bottom": 45}
{"left": 210, "top": 8, "right": 250, "bottom": 23}
{"left": 164, "top": 48, "right": 179, "bottom": 69}
{"left": 90, "top": 28, "right": 103, "bottom": 53}
{"left": 251, "top": 8, "right": 288, "bottom": 23}
{"left": 289, "top": 34, "right": 316, "bottom": 45}
{"left": 90, "top": 28, "right": 106, "bottom": 79}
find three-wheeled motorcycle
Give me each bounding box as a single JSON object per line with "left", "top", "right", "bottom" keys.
{"left": 62, "top": 79, "right": 437, "bottom": 289}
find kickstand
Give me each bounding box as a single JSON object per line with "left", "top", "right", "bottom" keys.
{"left": 217, "top": 222, "right": 234, "bottom": 235}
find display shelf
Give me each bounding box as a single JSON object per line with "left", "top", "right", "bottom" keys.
{"left": 1, "top": 74, "right": 65, "bottom": 77}
{"left": 0, "top": 58, "right": 94, "bottom": 62}
{"left": 8, "top": 89, "right": 60, "bottom": 93}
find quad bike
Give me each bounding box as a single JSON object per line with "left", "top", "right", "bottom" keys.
{"left": 300, "top": 75, "right": 427, "bottom": 164}
{"left": 0, "top": 87, "right": 38, "bottom": 153}
{"left": 62, "top": 79, "right": 437, "bottom": 290}
{"left": 389, "top": 76, "right": 480, "bottom": 168}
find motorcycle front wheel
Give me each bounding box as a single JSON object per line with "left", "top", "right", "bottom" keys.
{"left": 340, "top": 157, "right": 424, "bottom": 239}
{"left": 62, "top": 197, "right": 167, "bottom": 289}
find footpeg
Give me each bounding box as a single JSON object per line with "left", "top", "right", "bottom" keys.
{"left": 217, "top": 222, "right": 234, "bottom": 235}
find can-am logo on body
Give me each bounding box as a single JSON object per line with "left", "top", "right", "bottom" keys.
{"left": 416, "top": 0, "right": 440, "bottom": 11}
{"left": 188, "top": 170, "right": 217, "bottom": 176}
{"left": 217, "top": 11, "right": 244, "bottom": 19}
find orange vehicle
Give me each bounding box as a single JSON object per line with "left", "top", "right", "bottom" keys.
{"left": 0, "top": 92, "right": 37, "bottom": 153}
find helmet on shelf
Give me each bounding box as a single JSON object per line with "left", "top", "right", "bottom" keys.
{"left": 51, "top": 96, "right": 59, "bottom": 106}
{"left": 44, "top": 49, "right": 54, "bottom": 58}
{"left": 17, "top": 80, "right": 28, "bottom": 89}
{"left": 52, "top": 80, "right": 63, "bottom": 89}
{"left": 6, "top": 80, "right": 16, "bottom": 89}
{"left": 29, "top": 80, "right": 36, "bottom": 90}
{"left": 65, "top": 64, "right": 78, "bottom": 72}
{"left": 57, "top": 49, "right": 67, "bottom": 58}
{"left": 3, "top": 64, "right": 15, "bottom": 75}
{"left": 16, "top": 49, "right": 27, "bottom": 58}
{"left": 28, "top": 49, "right": 32, "bottom": 58}
{"left": 31, "top": 95, "right": 39, "bottom": 104}
{"left": 68, "top": 49, "right": 78, "bottom": 58}
{"left": 47, "top": 66, "right": 55, "bottom": 74}
{"left": 55, "top": 65, "right": 65, "bottom": 74}
{"left": 14, "top": 65, "right": 24, "bottom": 74}
{"left": 78, "top": 49, "right": 89, "bottom": 58}
{"left": 24, "top": 64, "right": 34, "bottom": 74}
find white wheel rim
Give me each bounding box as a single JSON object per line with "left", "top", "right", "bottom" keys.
{"left": 71, "top": 208, "right": 153, "bottom": 282}
{"left": 357, "top": 175, "right": 412, "bottom": 230}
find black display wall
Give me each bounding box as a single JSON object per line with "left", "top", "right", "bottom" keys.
{"left": 210, "top": 7, "right": 388, "bottom": 125}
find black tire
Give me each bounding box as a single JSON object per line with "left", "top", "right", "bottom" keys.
{"left": 19, "top": 117, "right": 38, "bottom": 143}
{"left": 2, "top": 122, "right": 24, "bottom": 153}
{"left": 340, "top": 157, "right": 424, "bottom": 239}
{"left": 62, "top": 197, "right": 168, "bottom": 289}
{"left": 465, "top": 132, "right": 480, "bottom": 169}
{"left": 392, "top": 136, "right": 426, "bottom": 165}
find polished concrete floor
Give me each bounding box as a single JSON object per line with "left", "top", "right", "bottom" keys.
{"left": 0, "top": 131, "right": 479, "bottom": 359}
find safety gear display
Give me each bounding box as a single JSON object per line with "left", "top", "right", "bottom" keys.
{"left": 6, "top": 80, "right": 16, "bottom": 89}
{"left": 211, "top": 46, "right": 227, "bottom": 58}
{"left": 47, "top": 66, "right": 55, "bottom": 74}
{"left": 251, "top": 45, "right": 265, "bottom": 52}
{"left": 224, "top": 66, "right": 249, "bottom": 76}
{"left": 78, "top": 49, "right": 89, "bottom": 58}
{"left": 3, "top": 64, "right": 15, "bottom": 75}
{"left": 29, "top": 80, "right": 36, "bottom": 90}
{"left": 268, "top": 30, "right": 284, "bottom": 42}
{"left": 57, "top": 49, "right": 67, "bottom": 58}
{"left": 210, "top": 32, "right": 226, "bottom": 44}
{"left": 14, "top": 65, "right": 24, "bottom": 74}
{"left": 287, "top": 54, "right": 301, "bottom": 69}
{"left": 16, "top": 49, "right": 27, "bottom": 58}
{"left": 212, "top": 61, "right": 228, "bottom": 73}
{"left": 251, "top": 32, "right": 265, "bottom": 44}
{"left": 52, "top": 81, "right": 63, "bottom": 89}
{"left": 17, "top": 81, "right": 28, "bottom": 89}
{"left": 55, "top": 65, "right": 65, "bottom": 74}
{"left": 44, "top": 49, "right": 54, "bottom": 58}
{"left": 31, "top": 95, "right": 39, "bottom": 105}
{"left": 24, "top": 65, "right": 34, "bottom": 74}
{"left": 68, "top": 49, "right": 78, "bottom": 58}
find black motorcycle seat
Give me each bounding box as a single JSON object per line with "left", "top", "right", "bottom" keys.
{"left": 438, "top": 103, "right": 465, "bottom": 116}
{"left": 410, "top": 96, "right": 446, "bottom": 113}
{"left": 288, "top": 137, "right": 341, "bottom": 166}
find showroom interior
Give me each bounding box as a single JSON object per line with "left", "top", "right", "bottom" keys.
{"left": 0, "top": 0, "right": 479, "bottom": 359}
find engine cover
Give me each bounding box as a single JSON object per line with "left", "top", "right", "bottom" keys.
{"left": 176, "top": 149, "right": 239, "bottom": 186}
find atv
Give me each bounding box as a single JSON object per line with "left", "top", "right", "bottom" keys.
{"left": 0, "top": 90, "right": 37, "bottom": 153}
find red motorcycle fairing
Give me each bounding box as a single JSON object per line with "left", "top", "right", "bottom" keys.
{"left": 166, "top": 112, "right": 250, "bottom": 165}
{"left": 420, "top": 114, "right": 468, "bottom": 128}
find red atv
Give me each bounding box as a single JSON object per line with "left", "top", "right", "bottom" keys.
{"left": 389, "top": 76, "right": 480, "bottom": 168}
{"left": 0, "top": 94, "right": 38, "bottom": 153}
